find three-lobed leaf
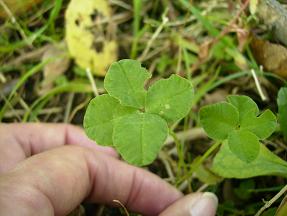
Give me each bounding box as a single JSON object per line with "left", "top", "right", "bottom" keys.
{"left": 113, "top": 113, "right": 168, "bottom": 166}
{"left": 199, "top": 95, "right": 277, "bottom": 163}
{"left": 145, "top": 75, "right": 194, "bottom": 123}
{"left": 278, "top": 87, "right": 287, "bottom": 140}
{"left": 104, "top": 59, "right": 151, "bottom": 109}
{"left": 212, "top": 140, "right": 287, "bottom": 178}
{"left": 84, "top": 94, "right": 136, "bottom": 146}
{"left": 199, "top": 102, "right": 239, "bottom": 140}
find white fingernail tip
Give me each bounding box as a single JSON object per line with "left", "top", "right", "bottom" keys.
{"left": 189, "top": 192, "right": 218, "bottom": 216}
{"left": 202, "top": 192, "right": 218, "bottom": 205}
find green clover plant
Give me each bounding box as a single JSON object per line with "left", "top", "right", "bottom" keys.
{"left": 84, "top": 59, "right": 194, "bottom": 166}
{"left": 200, "top": 95, "right": 287, "bottom": 179}
{"left": 278, "top": 87, "right": 287, "bottom": 141}
{"left": 200, "top": 95, "right": 277, "bottom": 163}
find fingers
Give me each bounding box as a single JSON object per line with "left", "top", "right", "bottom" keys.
{"left": 0, "top": 123, "right": 117, "bottom": 172}
{"left": 159, "top": 192, "right": 218, "bottom": 216}
{"left": 0, "top": 146, "right": 182, "bottom": 216}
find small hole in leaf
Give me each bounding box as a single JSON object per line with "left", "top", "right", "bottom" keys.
{"left": 102, "top": 23, "right": 108, "bottom": 36}
{"left": 90, "top": 9, "right": 104, "bottom": 22}
{"left": 90, "top": 10, "right": 99, "bottom": 21}
{"left": 92, "top": 41, "right": 104, "bottom": 52}
{"left": 75, "top": 19, "right": 80, "bottom": 26}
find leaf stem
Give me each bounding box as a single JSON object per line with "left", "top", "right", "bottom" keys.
{"left": 170, "top": 130, "right": 186, "bottom": 174}
{"left": 175, "top": 140, "right": 221, "bottom": 186}
{"left": 190, "top": 140, "right": 221, "bottom": 174}
{"left": 193, "top": 141, "right": 222, "bottom": 170}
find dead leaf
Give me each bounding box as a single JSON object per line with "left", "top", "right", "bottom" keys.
{"left": 65, "top": 0, "right": 118, "bottom": 76}
{"left": 251, "top": 36, "right": 287, "bottom": 79}
{"left": 0, "top": 0, "right": 42, "bottom": 18}
{"left": 39, "top": 42, "right": 70, "bottom": 95}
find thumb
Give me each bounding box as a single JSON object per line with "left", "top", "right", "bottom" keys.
{"left": 159, "top": 192, "right": 218, "bottom": 216}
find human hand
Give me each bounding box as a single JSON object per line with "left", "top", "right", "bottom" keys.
{"left": 0, "top": 123, "right": 218, "bottom": 216}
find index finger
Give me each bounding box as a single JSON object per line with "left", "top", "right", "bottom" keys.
{"left": 0, "top": 123, "right": 117, "bottom": 172}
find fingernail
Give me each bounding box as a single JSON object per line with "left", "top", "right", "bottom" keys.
{"left": 189, "top": 192, "right": 218, "bottom": 216}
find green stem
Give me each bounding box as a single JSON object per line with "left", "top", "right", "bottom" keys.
{"left": 176, "top": 140, "right": 222, "bottom": 184}
{"left": 191, "top": 140, "right": 221, "bottom": 173}
{"left": 170, "top": 130, "right": 186, "bottom": 174}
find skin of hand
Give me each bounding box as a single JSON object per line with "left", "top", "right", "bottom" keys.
{"left": 0, "top": 123, "right": 218, "bottom": 216}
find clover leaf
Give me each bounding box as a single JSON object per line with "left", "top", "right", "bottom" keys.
{"left": 199, "top": 95, "right": 277, "bottom": 163}
{"left": 241, "top": 109, "right": 277, "bottom": 139}
{"left": 104, "top": 59, "right": 151, "bottom": 109}
{"left": 199, "top": 102, "right": 239, "bottom": 140}
{"left": 146, "top": 74, "right": 194, "bottom": 123}
{"left": 227, "top": 95, "right": 259, "bottom": 123}
{"left": 84, "top": 59, "right": 194, "bottom": 166}
{"left": 113, "top": 113, "right": 168, "bottom": 166}
{"left": 228, "top": 129, "right": 260, "bottom": 163}
{"left": 83, "top": 95, "right": 137, "bottom": 146}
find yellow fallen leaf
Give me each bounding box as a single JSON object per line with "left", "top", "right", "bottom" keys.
{"left": 65, "top": 0, "right": 117, "bottom": 76}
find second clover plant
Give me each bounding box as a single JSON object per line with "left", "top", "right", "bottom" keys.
{"left": 84, "top": 59, "right": 194, "bottom": 166}
{"left": 199, "top": 95, "right": 277, "bottom": 163}
{"left": 199, "top": 95, "right": 287, "bottom": 179}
